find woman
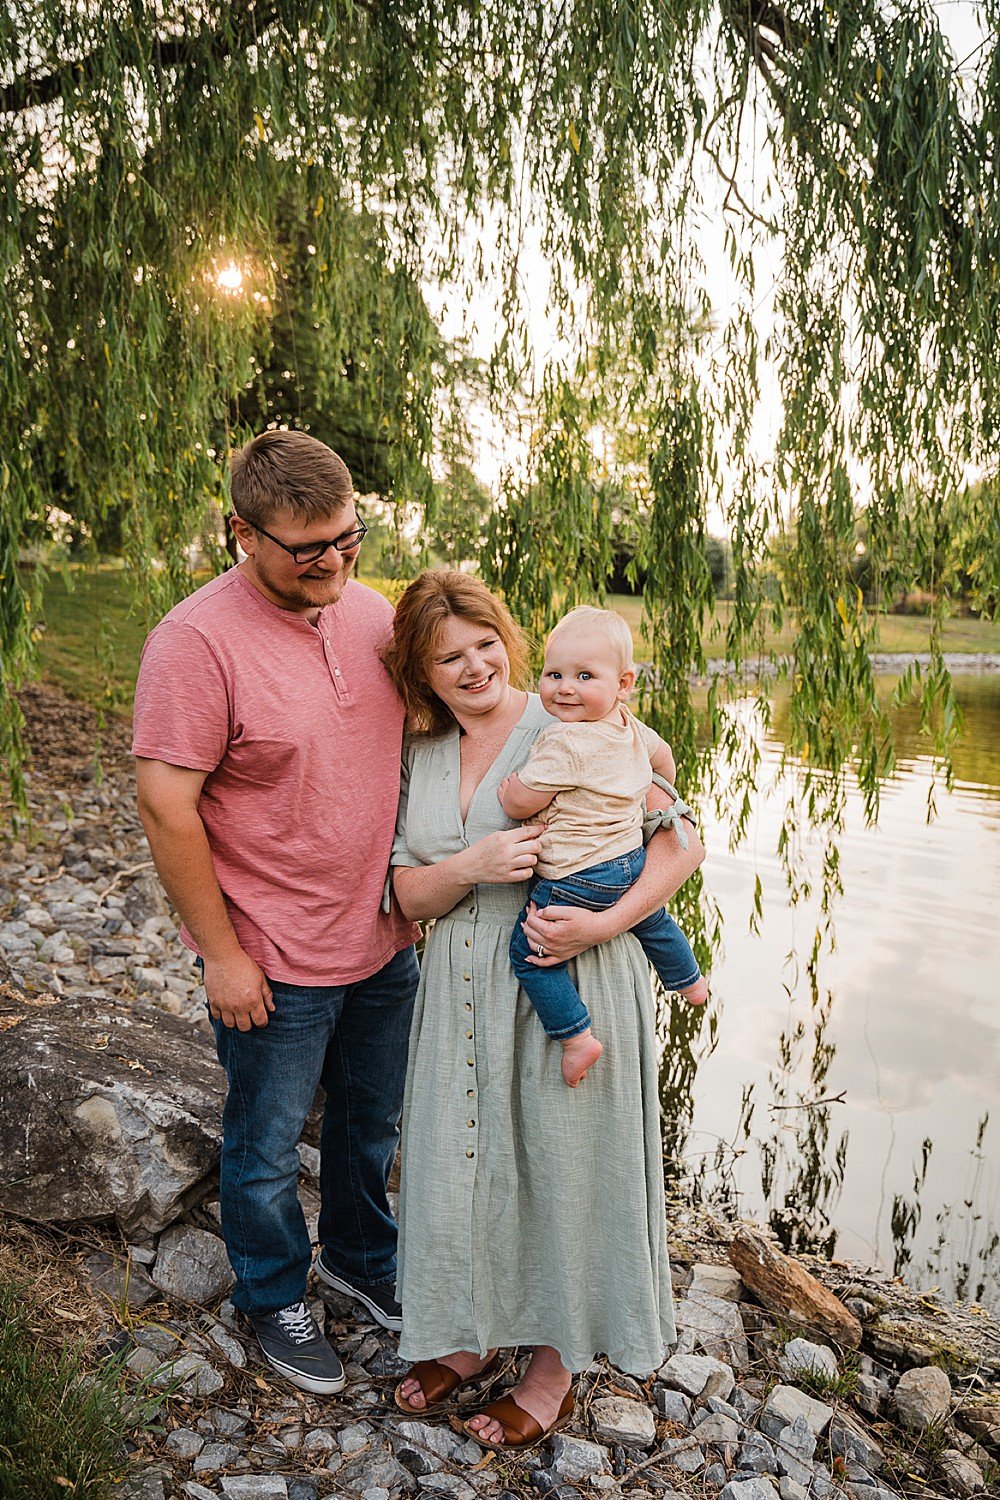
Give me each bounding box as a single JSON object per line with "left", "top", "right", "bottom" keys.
{"left": 382, "top": 570, "right": 705, "bottom": 1449}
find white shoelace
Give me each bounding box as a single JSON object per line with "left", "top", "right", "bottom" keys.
{"left": 275, "top": 1301, "right": 317, "bottom": 1345}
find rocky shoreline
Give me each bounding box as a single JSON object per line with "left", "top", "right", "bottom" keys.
{"left": 1, "top": 684, "right": 998, "bottom": 1500}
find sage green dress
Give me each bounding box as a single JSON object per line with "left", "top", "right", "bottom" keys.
{"left": 393, "top": 695, "right": 676, "bottom": 1376}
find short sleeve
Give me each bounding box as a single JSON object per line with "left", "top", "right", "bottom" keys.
{"left": 390, "top": 743, "right": 424, "bottom": 870}
{"left": 634, "top": 716, "right": 666, "bottom": 760}
{"left": 516, "top": 725, "right": 579, "bottom": 793}
{"left": 131, "top": 623, "right": 231, "bottom": 771}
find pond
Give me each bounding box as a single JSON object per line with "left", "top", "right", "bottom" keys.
{"left": 660, "top": 673, "right": 1000, "bottom": 1311}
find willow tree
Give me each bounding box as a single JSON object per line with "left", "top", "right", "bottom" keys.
{"left": 2, "top": 2, "right": 997, "bottom": 838}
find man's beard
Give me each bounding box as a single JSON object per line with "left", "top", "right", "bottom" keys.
{"left": 253, "top": 553, "right": 354, "bottom": 611}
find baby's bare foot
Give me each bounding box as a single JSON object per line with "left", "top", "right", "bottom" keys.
{"left": 560, "top": 1030, "right": 603, "bottom": 1087}
{"left": 678, "top": 976, "right": 708, "bottom": 1007}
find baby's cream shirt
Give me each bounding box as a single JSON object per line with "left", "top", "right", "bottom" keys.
{"left": 517, "top": 707, "right": 666, "bottom": 878}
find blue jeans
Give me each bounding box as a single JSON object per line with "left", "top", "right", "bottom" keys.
{"left": 209, "top": 945, "right": 419, "bottom": 1315}
{"left": 510, "top": 846, "right": 701, "bottom": 1040}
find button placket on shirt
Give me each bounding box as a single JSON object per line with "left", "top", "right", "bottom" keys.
{"left": 462, "top": 892, "right": 478, "bottom": 1161}
{"left": 320, "top": 628, "right": 349, "bottom": 699}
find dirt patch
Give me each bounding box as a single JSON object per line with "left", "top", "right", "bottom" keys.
{"left": 14, "top": 681, "right": 133, "bottom": 786}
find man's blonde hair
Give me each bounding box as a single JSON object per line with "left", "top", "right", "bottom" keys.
{"left": 546, "top": 606, "right": 634, "bottom": 675}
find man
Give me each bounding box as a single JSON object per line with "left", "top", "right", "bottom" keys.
{"left": 133, "top": 430, "right": 419, "bottom": 1395}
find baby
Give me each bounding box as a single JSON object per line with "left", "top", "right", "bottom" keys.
{"left": 499, "top": 606, "right": 707, "bottom": 1087}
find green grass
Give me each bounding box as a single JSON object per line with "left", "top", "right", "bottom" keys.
{"left": 611, "top": 593, "right": 1000, "bottom": 660}
{"left": 0, "top": 1277, "right": 143, "bottom": 1498}
{"left": 32, "top": 564, "right": 1000, "bottom": 714}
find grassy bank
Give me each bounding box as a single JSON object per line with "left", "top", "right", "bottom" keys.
{"left": 0, "top": 1275, "right": 140, "bottom": 1498}
{"left": 34, "top": 563, "right": 1000, "bottom": 713}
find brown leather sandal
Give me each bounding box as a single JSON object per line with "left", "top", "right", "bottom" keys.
{"left": 393, "top": 1351, "right": 500, "bottom": 1414}
{"left": 462, "top": 1386, "right": 575, "bottom": 1450}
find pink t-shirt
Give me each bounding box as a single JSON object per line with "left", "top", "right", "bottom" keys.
{"left": 131, "top": 568, "right": 418, "bottom": 985}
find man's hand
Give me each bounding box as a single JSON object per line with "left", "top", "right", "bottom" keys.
{"left": 520, "top": 901, "right": 613, "bottom": 965}
{"left": 204, "top": 951, "right": 275, "bottom": 1031}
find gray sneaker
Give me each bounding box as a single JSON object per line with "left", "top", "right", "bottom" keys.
{"left": 248, "top": 1300, "right": 346, "bottom": 1394}
{"left": 314, "top": 1250, "right": 403, "bottom": 1332}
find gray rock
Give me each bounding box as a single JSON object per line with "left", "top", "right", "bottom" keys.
{"left": 662, "top": 1436, "right": 704, "bottom": 1474}
{"left": 119, "top": 1471, "right": 168, "bottom": 1500}
{"left": 84, "top": 1250, "right": 158, "bottom": 1309}
{"left": 854, "top": 1374, "right": 884, "bottom": 1417}
{"left": 656, "top": 1387, "right": 693, "bottom": 1424}
{"left": 706, "top": 1463, "right": 729, "bottom": 1488}
{"left": 733, "top": 1387, "right": 762, "bottom": 1423}
{"left": 589, "top": 1396, "right": 656, "bottom": 1448}
{"left": 219, "top": 1480, "right": 289, "bottom": 1499}
{"left": 288, "top": 1485, "right": 319, "bottom": 1500}
{"left": 339, "top": 1421, "right": 375, "bottom": 1454}
{"left": 150, "top": 1351, "right": 224, "bottom": 1398}
{"left": 415, "top": 1479, "right": 476, "bottom": 1500}
{"left": 152, "top": 1225, "right": 234, "bottom": 1303}
{"left": 389, "top": 1419, "right": 462, "bottom": 1475}
{"left": 193, "top": 1441, "right": 241, "bottom": 1473}
{"left": 738, "top": 1434, "right": 777, "bottom": 1474}
{"left": 203, "top": 1320, "right": 247, "bottom": 1367}
{"left": 778, "top": 1482, "right": 809, "bottom": 1500}
{"left": 0, "top": 989, "right": 225, "bottom": 1235}
{"left": 659, "top": 1351, "right": 735, "bottom": 1400}
{"left": 210, "top": 1406, "right": 249, "bottom": 1436}
{"left": 774, "top": 1415, "right": 816, "bottom": 1488}
{"left": 719, "top": 1481, "right": 779, "bottom": 1500}
{"left": 694, "top": 1411, "right": 742, "bottom": 1447}
{"left": 184, "top": 1485, "right": 220, "bottom": 1500}
{"left": 778, "top": 1339, "right": 838, "bottom": 1384}
{"left": 811, "top": 1462, "right": 834, "bottom": 1500}
{"left": 339, "top": 1450, "right": 418, "bottom": 1495}
{"left": 675, "top": 1290, "right": 750, "bottom": 1369}
{"left": 893, "top": 1366, "right": 952, "bottom": 1430}
{"left": 706, "top": 1396, "right": 742, "bottom": 1421}
{"left": 760, "top": 1385, "right": 833, "bottom": 1440}
{"left": 164, "top": 1427, "right": 206, "bottom": 1460}
{"left": 303, "top": 1427, "right": 339, "bottom": 1459}
{"left": 122, "top": 873, "right": 171, "bottom": 925}
{"left": 690, "top": 1263, "right": 744, "bottom": 1302}
{"left": 829, "top": 1413, "right": 884, "bottom": 1473}
{"left": 547, "top": 1433, "right": 611, "bottom": 1481}
{"left": 938, "top": 1451, "right": 985, "bottom": 1496}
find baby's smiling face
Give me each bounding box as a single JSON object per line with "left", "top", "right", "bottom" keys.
{"left": 539, "top": 627, "right": 634, "bottom": 724}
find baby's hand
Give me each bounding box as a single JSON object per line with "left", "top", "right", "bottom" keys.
{"left": 498, "top": 776, "right": 511, "bottom": 804}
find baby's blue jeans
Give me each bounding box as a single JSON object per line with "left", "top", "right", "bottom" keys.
{"left": 509, "top": 845, "right": 702, "bottom": 1040}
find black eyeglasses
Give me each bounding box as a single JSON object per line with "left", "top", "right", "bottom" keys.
{"left": 233, "top": 513, "right": 368, "bottom": 564}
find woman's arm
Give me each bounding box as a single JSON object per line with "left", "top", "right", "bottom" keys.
{"left": 520, "top": 787, "right": 704, "bottom": 964}
{"left": 393, "top": 824, "right": 547, "bottom": 922}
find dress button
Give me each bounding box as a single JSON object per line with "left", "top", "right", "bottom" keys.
{"left": 466, "top": 1089, "right": 475, "bottom": 1098}
{"left": 463, "top": 972, "right": 471, "bottom": 981}
{"left": 467, "top": 1057, "right": 475, "bottom": 1066}
{"left": 464, "top": 939, "right": 472, "bottom": 948}
{"left": 466, "top": 1149, "right": 475, "bottom": 1159}
{"left": 464, "top": 1002, "right": 472, "bottom": 1012}
{"left": 467, "top": 1119, "right": 476, "bottom": 1128}
{"left": 465, "top": 1030, "right": 473, "bottom": 1040}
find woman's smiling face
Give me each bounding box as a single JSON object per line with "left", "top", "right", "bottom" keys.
{"left": 425, "top": 614, "right": 512, "bottom": 718}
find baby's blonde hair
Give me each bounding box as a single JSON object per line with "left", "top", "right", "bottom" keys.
{"left": 546, "top": 605, "right": 634, "bottom": 675}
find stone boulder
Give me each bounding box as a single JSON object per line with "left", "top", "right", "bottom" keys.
{"left": 728, "top": 1226, "right": 862, "bottom": 1349}
{"left": 894, "top": 1365, "right": 952, "bottom": 1430}
{"left": 0, "top": 981, "right": 224, "bottom": 1235}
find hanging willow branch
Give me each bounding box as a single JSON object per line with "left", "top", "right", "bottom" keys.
{"left": 1, "top": 1, "right": 996, "bottom": 870}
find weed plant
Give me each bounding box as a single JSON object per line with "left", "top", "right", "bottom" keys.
{"left": 0, "top": 1276, "right": 144, "bottom": 1498}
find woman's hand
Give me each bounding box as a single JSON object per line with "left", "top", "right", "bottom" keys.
{"left": 520, "top": 901, "right": 614, "bottom": 964}
{"left": 462, "top": 824, "right": 546, "bottom": 885}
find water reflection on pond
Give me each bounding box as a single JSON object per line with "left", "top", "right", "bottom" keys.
{"left": 660, "top": 674, "right": 1000, "bottom": 1310}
